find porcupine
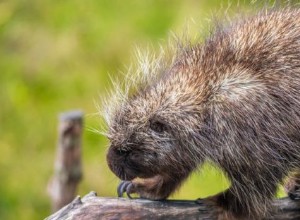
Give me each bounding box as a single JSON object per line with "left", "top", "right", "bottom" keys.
{"left": 105, "top": 8, "right": 300, "bottom": 219}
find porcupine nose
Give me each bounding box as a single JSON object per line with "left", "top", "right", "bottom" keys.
{"left": 107, "top": 147, "right": 124, "bottom": 177}
{"left": 107, "top": 145, "right": 138, "bottom": 180}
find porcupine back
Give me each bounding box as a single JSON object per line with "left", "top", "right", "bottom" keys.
{"left": 197, "top": 8, "right": 300, "bottom": 215}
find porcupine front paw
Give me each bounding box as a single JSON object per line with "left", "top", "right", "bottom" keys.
{"left": 117, "top": 180, "right": 136, "bottom": 198}
{"left": 117, "top": 175, "right": 174, "bottom": 200}
{"left": 117, "top": 178, "right": 161, "bottom": 199}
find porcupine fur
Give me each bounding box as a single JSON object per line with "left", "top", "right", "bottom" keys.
{"left": 104, "top": 8, "right": 300, "bottom": 219}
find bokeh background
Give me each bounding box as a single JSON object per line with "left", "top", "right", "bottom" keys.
{"left": 0, "top": 0, "right": 294, "bottom": 219}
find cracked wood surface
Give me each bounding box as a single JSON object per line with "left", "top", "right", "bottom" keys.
{"left": 45, "top": 191, "right": 300, "bottom": 220}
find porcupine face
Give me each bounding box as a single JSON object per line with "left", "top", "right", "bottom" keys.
{"left": 106, "top": 63, "right": 205, "bottom": 181}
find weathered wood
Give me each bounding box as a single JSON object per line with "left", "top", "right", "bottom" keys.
{"left": 47, "top": 110, "right": 83, "bottom": 212}
{"left": 45, "top": 192, "right": 300, "bottom": 220}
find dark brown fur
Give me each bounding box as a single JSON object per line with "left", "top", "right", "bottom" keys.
{"left": 106, "top": 9, "right": 300, "bottom": 219}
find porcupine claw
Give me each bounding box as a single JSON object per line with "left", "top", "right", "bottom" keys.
{"left": 285, "top": 177, "right": 300, "bottom": 201}
{"left": 195, "top": 198, "right": 204, "bottom": 204}
{"left": 117, "top": 180, "right": 134, "bottom": 198}
{"left": 195, "top": 198, "right": 212, "bottom": 213}
{"left": 288, "top": 185, "right": 300, "bottom": 200}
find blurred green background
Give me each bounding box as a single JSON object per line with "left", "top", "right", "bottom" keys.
{"left": 0, "top": 0, "right": 291, "bottom": 219}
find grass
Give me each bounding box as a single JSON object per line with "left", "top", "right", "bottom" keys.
{"left": 0, "top": 1, "right": 286, "bottom": 219}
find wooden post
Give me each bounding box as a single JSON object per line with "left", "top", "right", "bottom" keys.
{"left": 48, "top": 110, "right": 83, "bottom": 212}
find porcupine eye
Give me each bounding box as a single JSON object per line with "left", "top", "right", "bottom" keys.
{"left": 116, "top": 148, "right": 130, "bottom": 156}
{"left": 150, "top": 120, "right": 167, "bottom": 133}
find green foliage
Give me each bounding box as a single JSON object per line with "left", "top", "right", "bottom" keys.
{"left": 0, "top": 1, "right": 286, "bottom": 219}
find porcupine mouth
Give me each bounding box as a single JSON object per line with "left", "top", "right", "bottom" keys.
{"left": 107, "top": 148, "right": 158, "bottom": 181}
{"left": 115, "top": 162, "right": 160, "bottom": 181}
{"left": 117, "top": 168, "right": 137, "bottom": 181}
{"left": 118, "top": 167, "right": 157, "bottom": 181}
